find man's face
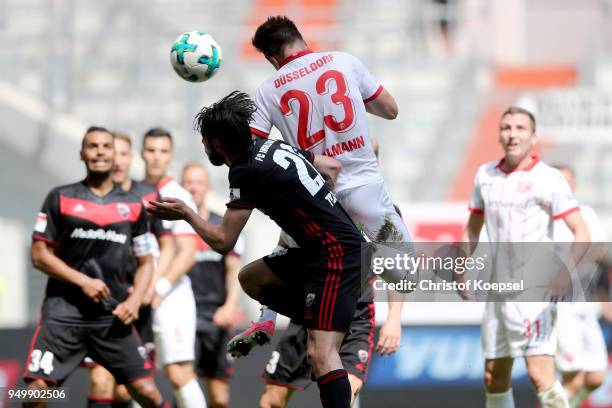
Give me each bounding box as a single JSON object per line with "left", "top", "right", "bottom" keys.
{"left": 112, "top": 138, "right": 133, "bottom": 184}
{"left": 81, "top": 131, "right": 115, "bottom": 176}
{"left": 142, "top": 136, "right": 173, "bottom": 178}
{"left": 202, "top": 137, "right": 225, "bottom": 167}
{"left": 181, "top": 166, "right": 209, "bottom": 207}
{"left": 499, "top": 113, "right": 536, "bottom": 161}
{"left": 560, "top": 168, "right": 576, "bottom": 192}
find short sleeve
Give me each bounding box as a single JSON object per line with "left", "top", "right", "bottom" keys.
{"left": 250, "top": 87, "right": 272, "bottom": 138}
{"left": 548, "top": 170, "right": 579, "bottom": 220}
{"left": 349, "top": 54, "right": 382, "bottom": 103}
{"left": 226, "top": 166, "right": 258, "bottom": 210}
{"left": 32, "top": 190, "right": 61, "bottom": 245}
{"left": 131, "top": 203, "right": 152, "bottom": 257}
{"left": 468, "top": 170, "right": 485, "bottom": 214}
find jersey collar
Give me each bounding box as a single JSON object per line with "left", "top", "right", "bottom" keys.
{"left": 279, "top": 49, "right": 313, "bottom": 68}
{"left": 496, "top": 155, "right": 540, "bottom": 174}
{"left": 157, "top": 176, "right": 173, "bottom": 190}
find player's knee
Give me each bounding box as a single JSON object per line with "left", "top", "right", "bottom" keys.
{"left": 238, "top": 268, "right": 260, "bottom": 298}
{"left": 584, "top": 372, "right": 605, "bottom": 391}
{"left": 484, "top": 370, "right": 510, "bottom": 393}
{"left": 164, "top": 363, "right": 194, "bottom": 389}
{"left": 127, "top": 378, "right": 162, "bottom": 406}
{"left": 89, "top": 367, "right": 115, "bottom": 397}
{"left": 527, "top": 365, "right": 549, "bottom": 391}
{"left": 260, "top": 388, "right": 287, "bottom": 408}
{"left": 113, "top": 384, "right": 131, "bottom": 402}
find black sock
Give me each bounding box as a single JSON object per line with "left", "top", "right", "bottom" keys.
{"left": 111, "top": 400, "right": 131, "bottom": 408}
{"left": 87, "top": 397, "right": 112, "bottom": 408}
{"left": 259, "top": 284, "right": 304, "bottom": 323}
{"left": 316, "top": 369, "right": 351, "bottom": 408}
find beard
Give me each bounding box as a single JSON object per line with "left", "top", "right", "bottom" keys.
{"left": 87, "top": 168, "right": 113, "bottom": 182}
{"left": 208, "top": 152, "right": 225, "bottom": 166}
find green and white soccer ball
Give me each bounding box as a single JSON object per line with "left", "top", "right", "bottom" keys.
{"left": 170, "top": 31, "right": 222, "bottom": 82}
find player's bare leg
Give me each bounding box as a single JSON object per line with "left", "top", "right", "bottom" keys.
{"left": 88, "top": 365, "right": 117, "bottom": 406}
{"left": 484, "top": 357, "right": 514, "bottom": 408}
{"left": 562, "top": 370, "right": 604, "bottom": 408}
{"left": 23, "top": 379, "right": 51, "bottom": 408}
{"left": 259, "top": 383, "right": 294, "bottom": 408}
{"left": 347, "top": 374, "right": 363, "bottom": 406}
{"left": 204, "top": 378, "right": 230, "bottom": 408}
{"left": 525, "top": 355, "right": 569, "bottom": 407}
{"left": 164, "top": 361, "right": 206, "bottom": 408}
{"left": 307, "top": 329, "right": 351, "bottom": 407}
{"left": 125, "top": 377, "right": 167, "bottom": 408}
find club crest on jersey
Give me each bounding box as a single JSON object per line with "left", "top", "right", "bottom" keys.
{"left": 305, "top": 293, "right": 316, "bottom": 307}
{"left": 34, "top": 212, "right": 48, "bottom": 233}
{"left": 517, "top": 181, "right": 533, "bottom": 193}
{"left": 230, "top": 188, "right": 241, "bottom": 201}
{"left": 116, "top": 203, "right": 131, "bottom": 220}
{"left": 358, "top": 349, "right": 369, "bottom": 364}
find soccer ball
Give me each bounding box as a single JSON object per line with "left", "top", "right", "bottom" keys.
{"left": 170, "top": 31, "right": 222, "bottom": 82}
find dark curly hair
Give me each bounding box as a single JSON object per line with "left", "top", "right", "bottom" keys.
{"left": 194, "top": 91, "right": 256, "bottom": 156}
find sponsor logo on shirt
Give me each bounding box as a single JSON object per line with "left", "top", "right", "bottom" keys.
{"left": 34, "top": 213, "right": 48, "bottom": 233}
{"left": 116, "top": 203, "right": 131, "bottom": 219}
{"left": 70, "top": 227, "right": 127, "bottom": 244}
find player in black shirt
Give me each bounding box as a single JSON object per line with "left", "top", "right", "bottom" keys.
{"left": 182, "top": 162, "right": 243, "bottom": 407}
{"left": 86, "top": 132, "right": 172, "bottom": 408}
{"left": 148, "top": 92, "right": 365, "bottom": 408}
{"left": 27, "top": 127, "right": 169, "bottom": 408}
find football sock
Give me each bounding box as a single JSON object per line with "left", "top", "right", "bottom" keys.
{"left": 173, "top": 378, "right": 207, "bottom": 408}
{"left": 110, "top": 400, "right": 130, "bottom": 408}
{"left": 538, "top": 381, "right": 569, "bottom": 408}
{"left": 317, "top": 369, "right": 351, "bottom": 408}
{"left": 258, "top": 306, "right": 278, "bottom": 323}
{"left": 485, "top": 389, "right": 515, "bottom": 408}
{"left": 567, "top": 387, "right": 589, "bottom": 408}
{"left": 87, "top": 398, "right": 112, "bottom": 408}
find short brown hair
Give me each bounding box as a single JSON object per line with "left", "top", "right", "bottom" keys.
{"left": 143, "top": 127, "right": 173, "bottom": 147}
{"left": 501, "top": 106, "right": 536, "bottom": 131}
{"left": 112, "top": 131, "right": 132, "bottom": 147}
{"left": 252, "top": 16, "right": 304, "bottom": 59}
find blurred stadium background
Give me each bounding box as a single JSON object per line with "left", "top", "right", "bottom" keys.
{"left": 1, "top": 0, "right": 612, "bottom": 406}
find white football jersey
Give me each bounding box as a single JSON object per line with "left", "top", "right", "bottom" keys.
{"left": 250, "top": 50, "right": 384, "bottom": 193}
{"left": 470, "top": 156, "right": 579, "bottom": 243}
{"left": 157, "top": 177, "right": 197, "bottom": 236}
{"left": 554, "top": 204, "right": 605, "bottom": 242}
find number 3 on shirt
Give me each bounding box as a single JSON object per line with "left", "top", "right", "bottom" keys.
{"left": 280, "top": 70, "right": 356, "bottom": 150}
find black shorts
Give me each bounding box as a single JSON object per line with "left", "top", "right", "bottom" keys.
{"left": 262, "top": 302, "right": 375, "bottom": 389}
{"left": 24, "top": 321, "right": 153, "bottom": 385}
{"left": 194, "top": 327, "right": 234, "bottom": 380}
{"left": 134, "top": 305, "right": 156, "bottom": 364}
{"left": 262, "top": 247, "right": 362, "bottom": 332}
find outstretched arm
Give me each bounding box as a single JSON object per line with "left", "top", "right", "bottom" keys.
{"left": 148, "top": 198, "right": 252, "bottom": 254}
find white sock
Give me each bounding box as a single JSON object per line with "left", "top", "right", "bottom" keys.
{"left": 486, "top": 389, "right": 515, "bottom": 408}
{"left": 538, "top": 381, "right": 569, "bottom": 408}
{"left": 259, "top": 306, "right": 277, "bottom": 323}
{"left": 567, "top": 387, "right": 589, "bottom": 408}
{"left": 173, "top": 378, "right": 207, "bottom": 408}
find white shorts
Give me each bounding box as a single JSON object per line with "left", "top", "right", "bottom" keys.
{"left": 336, "top": 180, "right": 415, "bottom": 288}
{"left": 482, "top": 301, "right": 558, "bottom": 359}
{"left": 555, "top": 302, "right": 608, "bottom": 372}
{"left": 153, "top": 275, "right": 196, "bottom": 365}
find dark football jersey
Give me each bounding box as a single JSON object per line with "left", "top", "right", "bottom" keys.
{"left": 227, "top": 138, "right": 365, "bottom": 257}
{"left": 32, "top": 180, "right": 149, "bottom": 326}
{"left": 188, "top": 211, "right": 244, "bottom": 332}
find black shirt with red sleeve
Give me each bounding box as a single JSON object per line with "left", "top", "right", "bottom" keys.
{"left": 32, "top": 180, "right": 149, "bottom": 326}
{"left": 226, "top": 138, "right": 365, "bottom": 257}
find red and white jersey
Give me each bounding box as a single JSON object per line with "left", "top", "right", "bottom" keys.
{"left": 554, "top": 204, "right": 605, "bottom": 242}
{"left": 469, "top": 156, "right": 579, "bottom": 242}
{"left": 250, "top": 49, "right": 383, "bottom": 192}
{"left": 157, "top": 177, "right": 197, "bottom": 237}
